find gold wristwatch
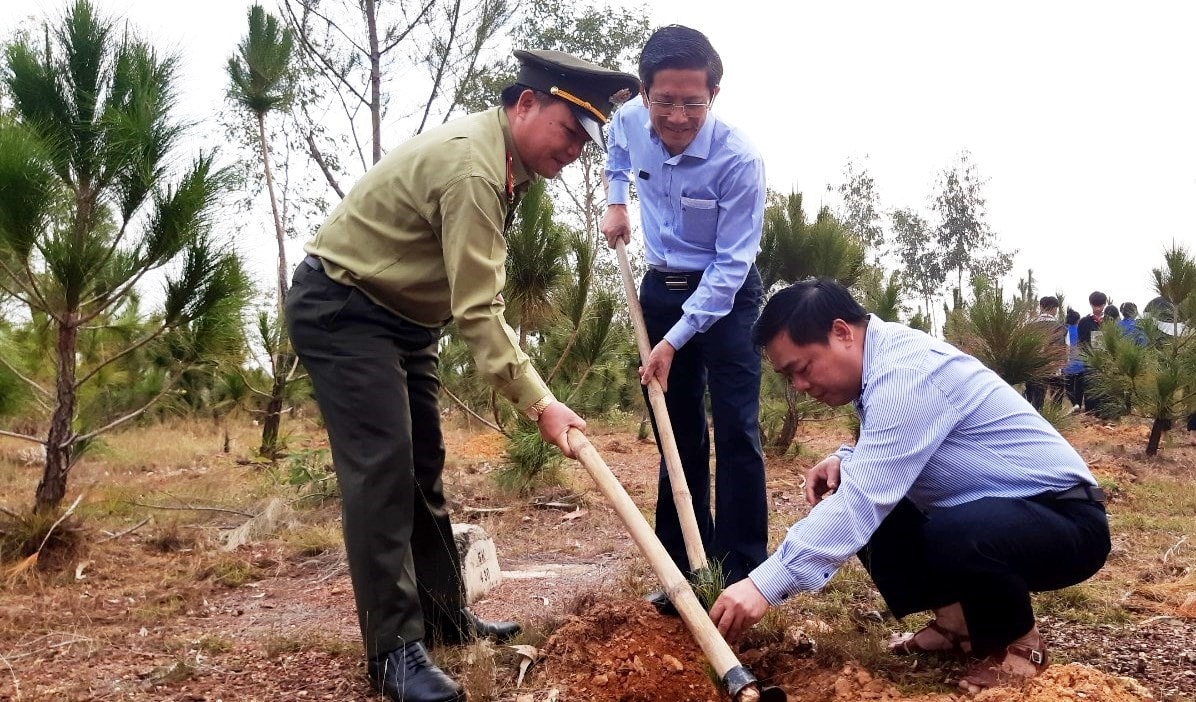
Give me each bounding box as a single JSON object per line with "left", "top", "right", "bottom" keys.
{"left": 524, "top": 394, "right": 555, "bottom": 422}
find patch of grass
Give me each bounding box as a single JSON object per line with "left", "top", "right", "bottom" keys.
{"left": 743, "top": 606, "right": 792, "bottom": 646}
{"left": 96, "top": 418, "right": 232, "bottom": 471}
{"left": 150, "top": 657, "right": 198, "bottom": 684}
{"left": 1033, "top": 585, "right": 1130, "bottom": 624}
{"left": 199, "top": 553, "right": 261, "bottom": 588}
{"left": 781, "top": 564, "right": 893, "bottom": 672}
{"left": 0, "top": 507, "right": 85, "bottom": 574}
{"left": 131, "top": 591, "right": 192, "bottom": 621}
{"left": 264, "top": 633, "right": 306, "bottom": 657}
{"left": 282, "top": 522, "right": 343, "bottom": 557}
{"left": 1038, "top": 395, "right": 1076, "bottom": 433}
{"left": 1122, "top": 477, "right": 1196, "bottom": 517}
{"left": 144, "top": 519, "right": 203, "bottom": 553}
{"left": 196, "top": 634, "right": 235, "bottom": 654}
{"left": 691, "top": 560, "right": 726, "bottom": 611}
{"left": 80, "top": 485, "right": 142, "bottom": 519}
{"left": 1111, "top": 511, "right": 1194, "bottom": 535}
{"left": 263, "top": 630, "right": 357, "bottom": 658}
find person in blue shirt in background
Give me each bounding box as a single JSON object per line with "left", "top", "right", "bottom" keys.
{"left": 1062, "top": 307, "right": 1086, "bottom": 411}
{"left": 600, "top": 24, "right": 768, "bottom": 608}
{"left": 709, "top": 279, "right": 1110, "bottom": 694}
{"left": 1118, "top": 302, "right": 1148, "bottom": 346}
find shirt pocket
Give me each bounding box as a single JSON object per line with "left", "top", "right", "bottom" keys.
{"left": 680, "top": 196, "right": 719, "bottom": 248}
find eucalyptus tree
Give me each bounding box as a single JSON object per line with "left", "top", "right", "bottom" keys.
{"left": 829, "top": 156, "right": 885, "bottom": 256}
{"left": 0, "top": 1, "right": 251, "bottom": 511}
{"left": 931, "top": 151, "right": 1013, "bottom": 293}
{"left": 890, "top": 206, "right": 944, "bottom": 334}
{"left": 227, "top": 4, "right": 297, "bottom": 458}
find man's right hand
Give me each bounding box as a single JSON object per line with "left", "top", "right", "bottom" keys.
{"left": 537, "top": 401, "right": 586, "bottom": 459}
{"left": 804, "top": 455, "right": 841, "bottom": 506}
{"left": 600, "top": 204, "right": 630, "bottom": 249}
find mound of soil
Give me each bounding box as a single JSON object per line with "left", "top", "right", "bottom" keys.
{"left": 535, "top": 597, "right": 723, "bottom": 701}
{"left": 532, "top": 595, "right": 1159, "bottom": 702}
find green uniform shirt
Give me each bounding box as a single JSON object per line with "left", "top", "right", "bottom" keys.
{"left": 304, "top": 107, "right": 551, "bottom": 411}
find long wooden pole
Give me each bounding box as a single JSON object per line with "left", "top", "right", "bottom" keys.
{"left": 567, "top": 428, "right": 764, "bottom": 701}
{"left": 614, "top": 241, "right": 708, "bottom": 572}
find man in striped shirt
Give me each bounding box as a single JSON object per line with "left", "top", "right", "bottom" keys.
{"left": 709, "top": 279, "right": 1110, "bottom": 693}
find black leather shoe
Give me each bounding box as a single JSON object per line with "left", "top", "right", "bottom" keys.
{"left": 462, "top": 607, "right": 521, "bottom": 643}
{"left": 367, "top": 641, "right": 465, "bottom": 702}
{"left": 645, "top": 589, "right": 679, "bottom": 617}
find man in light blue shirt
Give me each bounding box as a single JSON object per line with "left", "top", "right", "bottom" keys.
{"left": 710, "top": 279, "right": 1110, "bottom": 693}
{"left": 601, "top": 25, "right": 768, "bottom": 600}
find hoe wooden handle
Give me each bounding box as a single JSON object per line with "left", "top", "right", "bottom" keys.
{"left": 614, "top": 240, "right": 708, "bottom": 572}
{"left": 567, "top": 428, "right": 762, "bottom": 701}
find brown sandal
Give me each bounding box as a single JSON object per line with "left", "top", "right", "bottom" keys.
{"left": 889, "top": 619, "right": 971, "bottom": 656}
{"left": 960, "top": 641, "right": 1049, "bottom": 691}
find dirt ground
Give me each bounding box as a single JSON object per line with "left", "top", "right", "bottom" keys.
{"left": 0, "top": 414, "right": 1193, "bottom": 701}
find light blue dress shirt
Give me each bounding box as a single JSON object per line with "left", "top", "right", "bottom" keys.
{"left": 605, "top": 100, "right": 766, "bottom": 350}
{"left": 749, "top": 316, "right": 1099, "bottom": 604}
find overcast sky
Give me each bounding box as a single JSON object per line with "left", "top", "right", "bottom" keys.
{"left": 3, "top": 0, "right": 1193, "bottom": 315}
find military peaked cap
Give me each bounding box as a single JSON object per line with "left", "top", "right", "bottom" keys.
{"left": 513, "top": 49, "right": 641, "bottom": 150}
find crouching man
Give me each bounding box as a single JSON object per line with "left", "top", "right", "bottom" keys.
{"left": 709, "top": 279, "right": 1110, "bottom": 693}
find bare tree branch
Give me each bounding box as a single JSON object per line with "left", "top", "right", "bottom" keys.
{"left": 379, "top": 0, "right": 436, "bottom": 55}
{"left": 72, "top": 324, "right": 171, "bottom": 390}
{"left": 69, "top": 376, "right": 184, "bottom": 446}
{"left": 0, "top": 429, "right": 41, "bottom": 444}
{"left": 298, "top": 120, "right": 345, "bottom": 198}
{"left": 130, "top": 501, "right": 256, "bottom": 519}
{"left": 0, "top": 354, "right": 51, "bottom": 400}
{"left": 416, "top": 0, "right": 461, "bottom": 135}
{"left": 442, "top": 386, "right": 506, "bottom": 435}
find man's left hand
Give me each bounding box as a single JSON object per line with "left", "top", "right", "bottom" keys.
{"left": 709, "top": 578, "right": 769, "bottom": 640}
{"left": 639, "top": 340, "right": 676, "bottom": 391}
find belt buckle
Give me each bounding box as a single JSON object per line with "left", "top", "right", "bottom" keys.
{"left": 664, "top": 274, "right": 689, "bottom": 291}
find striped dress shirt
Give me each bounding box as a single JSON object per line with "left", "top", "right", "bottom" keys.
{"left": 605, "top": 100, "right": 766, "bottom": 350}
{"left": 749, "top": 316, "right": 1098, "bottom": 604}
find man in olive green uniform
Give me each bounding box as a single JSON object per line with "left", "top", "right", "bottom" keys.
{"left": 285, "top": 51, "right": 639, "bottom": 702}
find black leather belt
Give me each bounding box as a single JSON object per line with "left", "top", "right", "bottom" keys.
{"left": 1048, "top": 484, "right": 1106, "bottom": 503}
{"left": 648, "top": 267, "right": 703, "bottom": 291}
{"left": 303, "top": 254, "right": 323, "bottom": 272}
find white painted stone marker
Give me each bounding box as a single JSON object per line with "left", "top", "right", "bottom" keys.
{"left": 452, "top": 523, "right": 502, "bottom": 603}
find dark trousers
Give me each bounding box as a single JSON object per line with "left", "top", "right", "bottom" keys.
{"left": 858, "top": 495, "right": 1110, "bottom": 656}
{"left": 1064, "top": 372, "right": 1084, "bottom": 409}
{"left": 1024, "top": 376, "right": 1065, "bottom": 410}
{"left": 286, "top": 263, "right": 464, "bottom": 658}
{"left": 639, "top": 266, "right": 768, "bottom": 583}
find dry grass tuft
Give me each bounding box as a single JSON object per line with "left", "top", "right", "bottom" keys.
{"left": 0, "top": 506, "right": 87, "bottom": 580}
{"left": 442, "top": 639, "right": 502, "bottom": 701}
{"left": 263, "top": 628, "right": 357, "bottom": 658}
{"left": 198, "top": 552, "right": 262, "bottom": 588}
{"left": 282, "top": 522, "right": 343, "bottom": 557}
{"left": 144, "top": 519, "right": 203, "bottom": 553}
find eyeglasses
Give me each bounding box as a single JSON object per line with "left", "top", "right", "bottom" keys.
{"left": 647, "top": 99, "right": 710, "bottom": 117}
